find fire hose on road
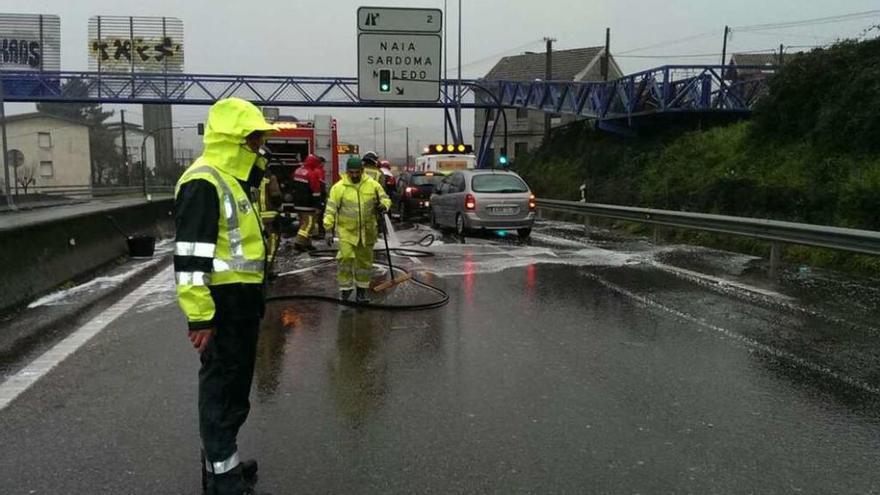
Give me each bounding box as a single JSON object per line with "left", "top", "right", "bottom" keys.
{"left": 266, "top": 232, "right": 449, "bottom": 311}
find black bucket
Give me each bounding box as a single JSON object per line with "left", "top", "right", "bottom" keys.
{"left": 127, "top": 234, "right": 156, "bottom": 258}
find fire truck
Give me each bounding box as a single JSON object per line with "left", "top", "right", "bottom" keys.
{"left": 264, "top": 115, "right": 340, "bottom": 181}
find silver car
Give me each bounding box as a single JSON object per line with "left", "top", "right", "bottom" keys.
{"left": 429, "top": 169, "right": 536, "bottom": 239}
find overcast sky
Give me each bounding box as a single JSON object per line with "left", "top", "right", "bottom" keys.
{"left": 3, "top": 0, "right": 878, "bottom": 159}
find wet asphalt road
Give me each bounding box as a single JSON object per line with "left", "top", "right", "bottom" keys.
{"left": 1, "top": 221, "right": 879, "bottom": 494}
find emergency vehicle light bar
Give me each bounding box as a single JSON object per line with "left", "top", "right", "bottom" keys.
{"left": 423, "top": 144, "right": 473, "bottom": 155}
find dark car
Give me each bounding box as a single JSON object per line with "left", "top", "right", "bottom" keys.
{"left": 396, "top": 171, "right": 447, "bottom": 220}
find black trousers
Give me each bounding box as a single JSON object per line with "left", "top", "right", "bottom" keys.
{"left": 199, "top": 285, "right": 264, "bottom": 463}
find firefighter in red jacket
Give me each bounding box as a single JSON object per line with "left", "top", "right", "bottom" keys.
{"left": 292, "top": 154, "right": 324, "bottom": 251}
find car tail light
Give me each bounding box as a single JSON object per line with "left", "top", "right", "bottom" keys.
{"left": 405, "top": 186, "right": 416, "bottom": 196}
{"left": 465, "top": 193, "right": 476, "bottom": 211}
{"left": 529, "top": 194, "right": 537, "bottom": 210}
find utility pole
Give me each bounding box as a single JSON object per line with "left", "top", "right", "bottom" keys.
{"left": 369, "top": 117, "right": 379, "bottom": 151}
{"left": 719, "top": 25, "right": 731, "bottom": 107}
{"left": 778, "top": 43, "right": 785, "bottom": 67}
{"left": 543, "top": 36, "right": 555, "bottom": 144}
{"left": 602, "top": 28, "right": 611, "bottom": 81}
{"left": 455, "top": 0, "right": 463, "bottom": 145}
{"left": 405, "top": 127, "right": 410, "bottom": 169}
{"left": 120, "top": 110, "right": 129, "bottom": 186}
{"left": 720, "top": 25, "right": 730, "bottom": 77}
{"left": 0, "top": 77, "right": 13, "bottom": 209}
{"left": 443, "top": 0, "right": 448, "bottom": 144}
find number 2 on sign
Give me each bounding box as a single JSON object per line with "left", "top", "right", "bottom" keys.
{"left": 427, "top": 15, "right": 433, "bottom": 23}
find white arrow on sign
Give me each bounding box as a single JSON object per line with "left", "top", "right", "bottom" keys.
{"left": 357, "top": 7, "right": 442, "bottom": 33}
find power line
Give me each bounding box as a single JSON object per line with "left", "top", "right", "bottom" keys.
{"left": 614, "top": 9, "right": 878, "bottom": 58}
{"left": 339, "top": 126, "right": 409, "bottom": 139}
{"left": 617, "top": 31, "right": 718, "bottom": 55}
{"left": 615, "top": 48, "right": 780, "bottom": 60}
{"left": 735, "top": 30, "right": 837, "bottom": 41}
{"left": 734, "top": 9, "right": 880, "bottom": 32}
{"left": 450, "top": 38, "right": 545, "bottom": 74}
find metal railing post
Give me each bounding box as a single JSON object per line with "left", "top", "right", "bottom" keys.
{"left": 0, "top": 73, "right": 14, "bottom": 210}
{"left": 770, "top": 242, "right": 782, "bottom": 278}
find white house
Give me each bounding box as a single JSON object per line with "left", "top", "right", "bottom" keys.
{"left": 3, "top": 112, "right": 91, "bottom": 192}
{"left": 107, "top": 121, "right": 156, "bottom": 171}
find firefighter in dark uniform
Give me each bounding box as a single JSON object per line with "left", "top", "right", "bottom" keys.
{"left": 174, "top": 97, "right": 277, "bottom": 495}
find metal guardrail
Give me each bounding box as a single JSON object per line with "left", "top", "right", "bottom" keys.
{"left": 538, "top": 199, "right": 880, "bottom": 257}
{"left": 29, "top": 185, "right": 174, "bottom": 198}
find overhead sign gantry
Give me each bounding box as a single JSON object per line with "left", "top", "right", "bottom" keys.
{"left": 356, "top": 6, "right": 442, "bottom": 103}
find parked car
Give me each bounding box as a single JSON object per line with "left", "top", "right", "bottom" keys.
{"left": 396, "top": 170, "right": 446, "bottom": 220}
{"left": 429, "top": 169, "right": 536, "bottom": 239}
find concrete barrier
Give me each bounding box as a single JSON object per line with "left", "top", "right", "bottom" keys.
{"left": 0, "top": 198, "right": 175, "bottom": 313}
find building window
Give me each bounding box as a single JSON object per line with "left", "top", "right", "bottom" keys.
{"left": 514, "top": 142, "right": 529, "bottom": 157}
{"left": 516, "top": 107, "right": 529, "bottom": 120}
{"left": 38, "top": 132, "right": 52, "bottom": 148}
{"left": 39, "top": 161, "right": 54, "bottom": 178}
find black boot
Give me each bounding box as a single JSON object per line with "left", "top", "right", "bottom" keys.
{"left": 205, "top": 464, "right": 270, "bottom": 495}
{"left": 241, "top": 459, "right": 258, "bottom": 482}
{"left": 356, "top": 288, "right": 370, "bottom": 303}
{"left": 340, "top": 289, "right": 353, "bottom": 302}
{"left": 203, "top": 455, "right": 258, "bottom": 493}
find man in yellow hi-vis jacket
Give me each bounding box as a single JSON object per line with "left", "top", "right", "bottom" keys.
{"left": 323, "top": 157, "right": 391, "bottom": 303}
{"left": 174, "top": 97, "right": 278, "bottom": 495}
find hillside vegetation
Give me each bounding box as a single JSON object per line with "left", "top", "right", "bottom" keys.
{"left": 514, "top": 37, "right": 880, "bottom": 270}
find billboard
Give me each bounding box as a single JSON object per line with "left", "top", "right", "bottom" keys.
{"left": 88, "top": 16, "right": 184, "bottom": 73}
{"left": 0, "top": 14, "right": 61, "bottom": 71}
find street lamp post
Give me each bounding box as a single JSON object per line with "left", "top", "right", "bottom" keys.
{"left": 368, "top": 117, "right": 380, "bottom": 152}
{"left": 141, "top": 125, "right": 194, "bottom": 199}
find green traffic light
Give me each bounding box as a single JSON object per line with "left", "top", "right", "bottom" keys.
{"left": 499, "top": 156, "right": 508, "bottom": 165}
{"left": 378, "top": 68, "right": 392, "bottom": 93}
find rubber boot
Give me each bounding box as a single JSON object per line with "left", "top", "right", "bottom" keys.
{"left": 241, "top": 459, "right": 258, "bottom": 482}
{"left": 356, "top": 288, "right": 370, "bottom": 304}
{"left": 202, "top": 454, "right": 258, "bottom": 493}
{"left": 205, "top": 464, "right": 270, "bottom": 495}
{"left": 339, "top": 289, "right": 353, "bottom": 302}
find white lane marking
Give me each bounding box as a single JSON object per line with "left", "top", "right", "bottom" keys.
{"left": 0, "top": 266, "right": 173, "bottom": 411}
{"left": 584, "top": 271, "right": 880, "bottom": 396}
{"left": 536, "top": 229, "right": 880, "bottom": 336}
{"left": 650, "top": 261, "right": 794, "bottom": 301}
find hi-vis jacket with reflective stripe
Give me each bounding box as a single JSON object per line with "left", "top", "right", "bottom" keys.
{"left": 323, "top": 175, "right": 391, "bottom": 247}
{"left": 363, "top": 165, "right": 383, "bottom": 184}
{"left": 174, "top": 97, "right": 277, "bottom": 330}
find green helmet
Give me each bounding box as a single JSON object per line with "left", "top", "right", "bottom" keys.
{"left": 345, "top": 156, "right": 363, "bottom": 170}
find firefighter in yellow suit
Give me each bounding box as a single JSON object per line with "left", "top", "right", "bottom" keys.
{"left": 174, "top": 97, "right": 278, "bottom": 495}
{"left": 323, "top": 156, "right": 391, "bottom": 303}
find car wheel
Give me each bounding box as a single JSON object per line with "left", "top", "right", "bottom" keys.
{"left": 456, "top": 214, "right": 467, "bottom": 237}
{"left": 517, "top": 228, "right": 532, "bottom": 239}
